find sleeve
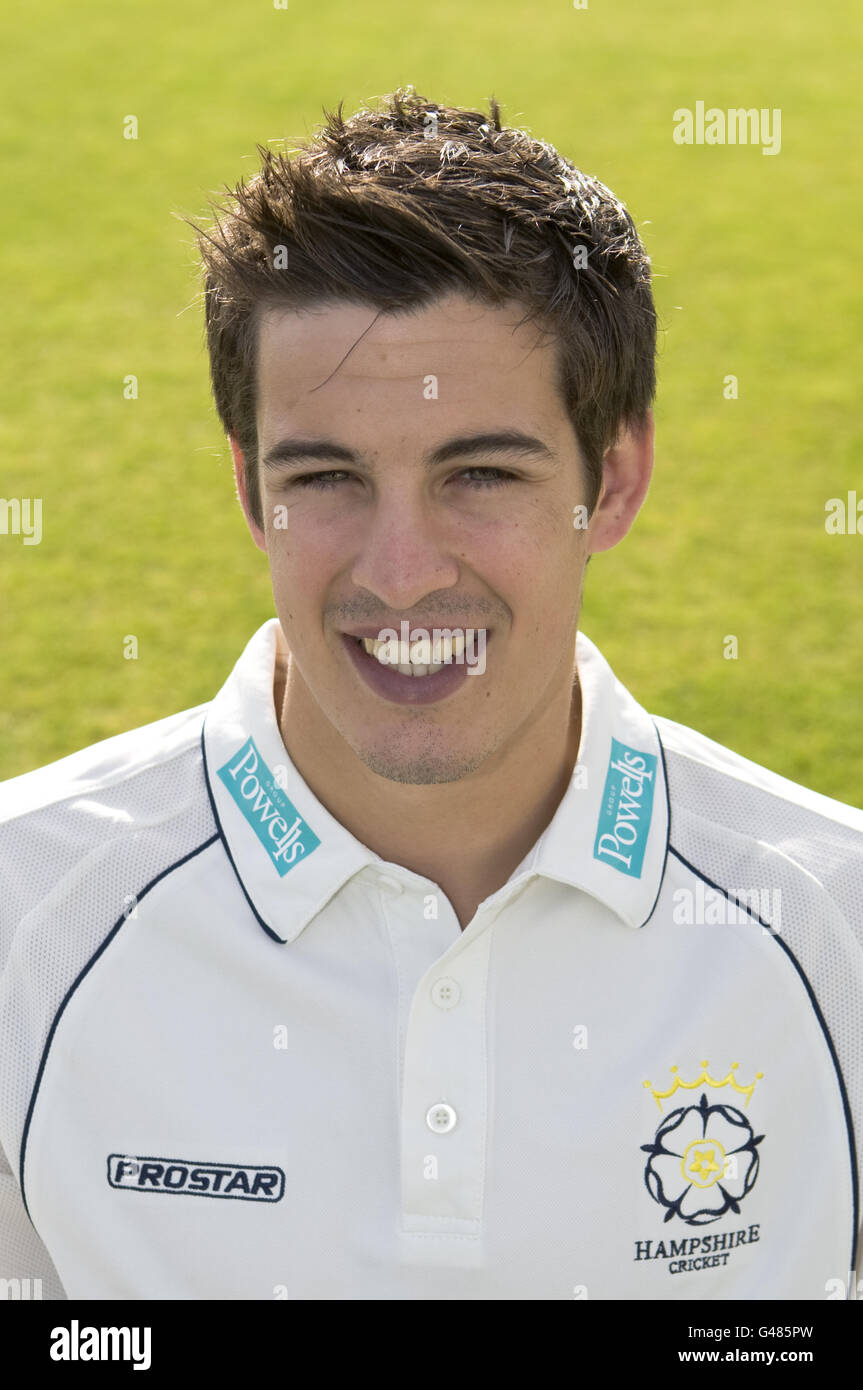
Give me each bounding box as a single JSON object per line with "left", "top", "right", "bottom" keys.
{"left": 0, "top": 1138, "right": 66, "bottom": 1299}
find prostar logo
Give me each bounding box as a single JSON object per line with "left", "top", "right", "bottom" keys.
{"left": 593, "top": 737, "right": 657, "bottom": 878}
{"left": 107, "top": 1154, "right": 285, "bottom": 1202}
{"left": 217, "top": 736, "right": 320, "bottom": 876}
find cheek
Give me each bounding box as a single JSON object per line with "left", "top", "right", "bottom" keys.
{"left": 478, "top": 497, "right": 585, "bottom": 583}
{"left": 265, "top": 509, "right": 348, "bottom": 583}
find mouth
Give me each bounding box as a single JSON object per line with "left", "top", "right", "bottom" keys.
{"left": 340, "top": 630, "right": 489, "bottom": 706}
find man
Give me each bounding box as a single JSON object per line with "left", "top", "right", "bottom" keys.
{"left": 1, "top": 89, "right": 861, "bottom": 1301}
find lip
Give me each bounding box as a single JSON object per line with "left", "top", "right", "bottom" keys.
{"left": 339, "top": 624, "right": 486, "bottom": 640}
{"left": 340, "top": 632, "right": 487, "bottom": 706}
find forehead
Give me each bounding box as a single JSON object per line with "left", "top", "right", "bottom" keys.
{"left": 254, "top": 293, "right": 565, "bottom": 435}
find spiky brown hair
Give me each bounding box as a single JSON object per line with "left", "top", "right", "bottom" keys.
{"left": 191, "top": 86, "right": 656, "bottom": 526}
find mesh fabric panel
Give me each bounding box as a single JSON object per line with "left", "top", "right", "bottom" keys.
{"left": 0, "top": 720, "right": 216, "bottom": 1296}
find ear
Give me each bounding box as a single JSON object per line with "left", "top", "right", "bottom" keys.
{"left": 587, "top": 410, "right": 654, "bottom": 555}
{"left": 228, "top": 435, "right": 267, "bottom": 553}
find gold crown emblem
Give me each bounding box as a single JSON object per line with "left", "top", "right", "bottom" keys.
{"left": 643, "top": 1061, "right": 763, "bottom": 1112}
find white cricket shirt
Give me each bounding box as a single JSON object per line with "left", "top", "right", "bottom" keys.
{"left": 1, "top": 619, "right": 861, "bottom": 1300}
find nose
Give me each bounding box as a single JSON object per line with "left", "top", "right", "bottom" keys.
{"left": 349, "top": 488, "right": 461, "bottom": 612}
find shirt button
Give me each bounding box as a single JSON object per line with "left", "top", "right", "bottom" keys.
{"left": 431, "top": 977, "right": 461, "bottom": 1010}
{"left": 426, "top": 1103, "right": 457, "bottom": 1133}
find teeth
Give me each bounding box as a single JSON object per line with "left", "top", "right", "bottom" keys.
{"left": 358, "top": 635, "right": 454, "bottom": 678}
{"left": 430, "top": 636, "right": 452, "bottom": 663}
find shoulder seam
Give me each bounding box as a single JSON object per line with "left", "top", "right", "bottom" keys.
{"left": 0, "top": 712, "right": 207, "bottom": 830}
{"left": 659, "top": 727, "right": 863, "bottom": 834}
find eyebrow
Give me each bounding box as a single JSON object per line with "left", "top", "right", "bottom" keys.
{"left": 261, "top": 429, "right": 556, "bottom": 473}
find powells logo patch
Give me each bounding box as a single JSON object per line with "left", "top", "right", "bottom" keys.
{"left": 641, "top": 1062, "right": 764, "bottom": 1226}
{"left": 107, "top": 1154, "right": 285, "bottom": 1202}
{"left": 593, "top": 738, "right": 657, "bottom": 878}
{"left": 218, "top": 736, "right": 320, "bottom": 876}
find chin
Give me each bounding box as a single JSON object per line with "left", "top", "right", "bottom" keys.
{"left": 356, "top": 742, "right": 489, "bottom": 786}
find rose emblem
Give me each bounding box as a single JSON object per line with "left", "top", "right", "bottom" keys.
{"left": 641, "top": 1091, "right": 763, "bottom": 1225}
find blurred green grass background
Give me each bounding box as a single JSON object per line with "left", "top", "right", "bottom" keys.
{"left": 1, "top": 0, "right": 860, "bottom": 804}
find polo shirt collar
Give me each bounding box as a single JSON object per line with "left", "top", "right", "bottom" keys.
{"left": 519, "top": 631, "right": 670, "bottom": 930}
{"left": 203, "top": 621, "right": 376, "bottom": 943}
{"left": 202, "top": 620, "right": 669, "bottom": 943}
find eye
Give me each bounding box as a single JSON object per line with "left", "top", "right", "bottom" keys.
{"left": 455, "top": 467, "right": 517, "bottom": 488}
{"left": 292, "top": 471, "right": 353, "bottom": 490}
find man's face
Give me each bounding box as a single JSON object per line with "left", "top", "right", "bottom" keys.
{"left": 243, "top": 293, "right": 607, "bottom": 785}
